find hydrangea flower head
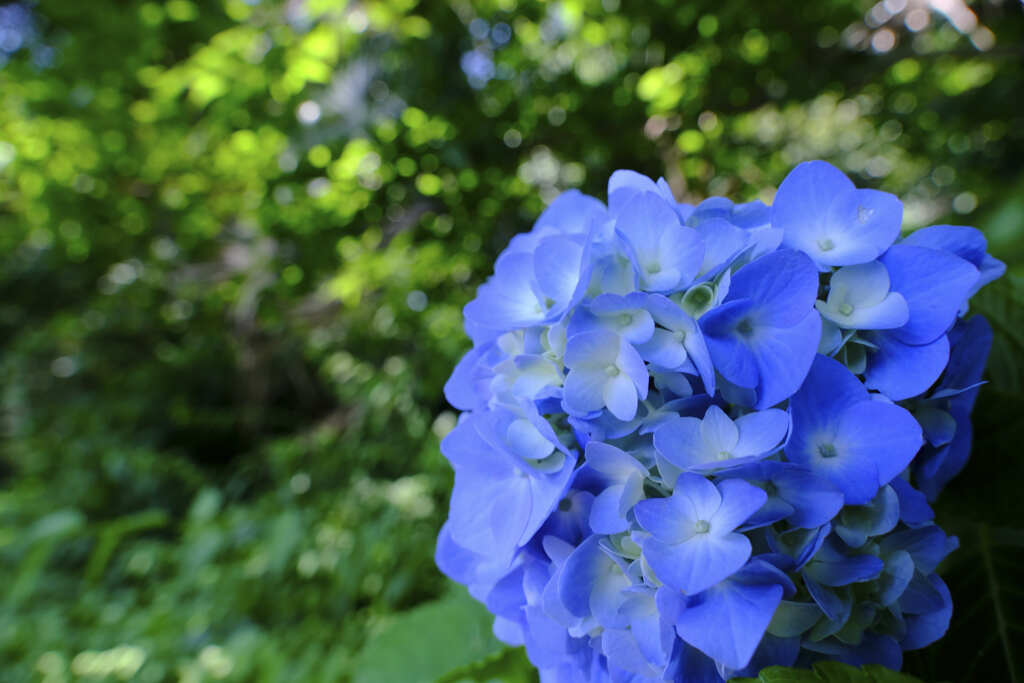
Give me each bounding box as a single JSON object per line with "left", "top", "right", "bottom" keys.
{"left": 437, "top": 161, "right": 1003, "bottom": 681}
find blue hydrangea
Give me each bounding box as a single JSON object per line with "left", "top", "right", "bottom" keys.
{"left": 436, "top": 161, "right": 1004, "bottom": 682}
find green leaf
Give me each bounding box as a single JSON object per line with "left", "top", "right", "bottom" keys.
{"left": 731, "top": 662, "right": 928, "bottom": 682}
{"left": 437, "top": 647, "right": 537, "bottom": 683}
{"left": 353, "top": 587, "right": 504, "bottom": 683}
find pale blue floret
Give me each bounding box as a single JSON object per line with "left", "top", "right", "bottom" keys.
{"left": 563, "top": 330, "right": 649, "bottom": 421}
{"left": 635, "top": 473, "right": 766, "bottom": 594}
{"left": 636, "top": 293, "right": 715, "bottom": 392}
{"left": 584, "top": 441, "right": 650, "bottom": 534}
{"left": 774, "top": 160, "right": 903, "bottom": 269}
{"left": 815, "top": 261, "right": 909, "bottom": 330}
{"left": 615, "top": 191, "right": 705, "bottom": 292}
{"left": 652, "top": 404, "right": 789, "bottom": 472}
{"left": 567, "top": 292, "right": 655, "bottom": 345}
{"left": 464, "top": 234, "right": 590, "bottom": 332}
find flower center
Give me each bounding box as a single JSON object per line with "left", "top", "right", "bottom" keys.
{"left": 817, "top": 442, "right": 838, "bottom": 459}
{"left": 857, "top": 206, "right": 874, "bottom": 224}
{"left": 838, "top": 303, "right": 854, "bottom": 316}
{"left": 618, "top": 313, "right": 633, "bottom": 326}
{"left": 736, "top": 318, "right": 755, "bottom": 338}
{"left": 673, "top": 329, "right": 686, "bottom": 343}
{"left": 818, "top": 238, "right": 835, "bottom": 252}
{"left": 694, "top": 520, "right": 711, "bottom": 534}
{"left": 605, "top": 364, "right": 620, "bottom": 377}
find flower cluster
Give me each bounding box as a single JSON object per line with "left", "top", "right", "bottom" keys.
{"left": 436, "top": 162, "right": 1004, "bottom": 682}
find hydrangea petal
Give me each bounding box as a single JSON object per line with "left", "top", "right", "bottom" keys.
{"left": 675, "top": 577, "right": 784, "bottom": 669}
{"left": 881, "top": 244, "right": 980, "bottom": 345}
{"left": 642, "top": 532, "right": 751, "bottom": 595}
{"left": 864, "top": 331, "right": 950, "bottom": 401}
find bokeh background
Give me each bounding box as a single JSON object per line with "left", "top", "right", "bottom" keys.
{"left": 1, "top": 0, "right": 1023, "bottom": 681}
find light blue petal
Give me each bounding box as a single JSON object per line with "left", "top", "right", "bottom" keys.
{"left": 616, "top": 192, "right": 703, "bottom": 291}
{"left": 506, "top": 417, "right": 556, "bottom": 462}
{"left": 672, "top": 472, "right": 725, "bottom": 521}
{"left": 608, "top": 170, "right": 661, "bottom": 212}
{"left": 776, "top": 161, "right": 857, "bottom": 261}
{"left": 700, "top": 405, "right": 739, "bottom": 453}
{"left": 642, "top": 532, "right": 751, "bottom": 594}
{"left": 564, "top": 330, "right": 620, "bottom": 369}
{"left": 636, "top": 329, "right": 688, "bottom": 368}
{"left": 693, "top": 217, "right": 749, "bottom": 275}
{"left": 817, "top": 291, "right": 909, "bottom": 330}
{"left": 590, "top": 484, "right": 630, "bottom": 535}
{"left": 464, "top": 252, "right": 544, "bottom": 330}
{"left": 444, "top": 344, "right": 492, "bottom": 411}
{"left": 586, "top": 441, "right": 646, "bottom": 481}
{"left": 818, "top": 188, "right": 903, "bottom": 265}
{"left": 733, "top": 409, "right": 789, "bottom": 457}
{"left": 530, "top": 188, "right": 609, "bottom": 239}
{"left": 675, "top": 579, "right": 784, "bottom": 670}
{"left": 616, "top": 337, "right": 650, "bottom": 400}
{"left": 604, "top": 373, "right": 639, "bottom": 421}
{"left": 684, "top": 326, "right": 717, "bottom": 394}
{"left": 653, "top": 416, "right": 708, "bottom": 470}
{"left": 563, "top": 367, "right": 608, "bottom": 416}
{"left": 559, "top": 536, "right": 627, "bottom": 626}
{"left": 602, "top": 629, "right": 660, "bottom": 679}
{"left": 710, "top": 479, "right": 768, "bottom": 533}
{"left": 534, "top": 235, "right": 586, "bottom": 310}
{"left": 634, "top": 497, "right": 691, "bottom": 544}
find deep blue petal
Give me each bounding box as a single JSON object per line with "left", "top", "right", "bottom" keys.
{"left": 902, "top": 574, "right": 953, "bottom": 650}
{"left": 889, "top": 476, "right": 934, "bottom": 524}
{"left": 727, "top": 249, "right": 819, "bottom": 327}
{"left": 881, "top": 244, "right": 979, "bottom": 345}
{"left": 749, "top": 309, "right": 821, "bottom": 409}
{"left": 803, "top": 543, "right": 883, "bottom": 587}
{"left": 863, "top": 330, "right": 949, "bottom": 401}
{"left": 773, "top": 468, "right": 844, "bottom": 529}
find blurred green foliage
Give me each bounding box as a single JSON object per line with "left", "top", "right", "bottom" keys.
{"left": 1, "top": 0, "right": 1022, "bottom": 681}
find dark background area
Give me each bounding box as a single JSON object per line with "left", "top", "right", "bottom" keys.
{"left": 1, "top": 0, "right": 1022, "bottom": 681}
